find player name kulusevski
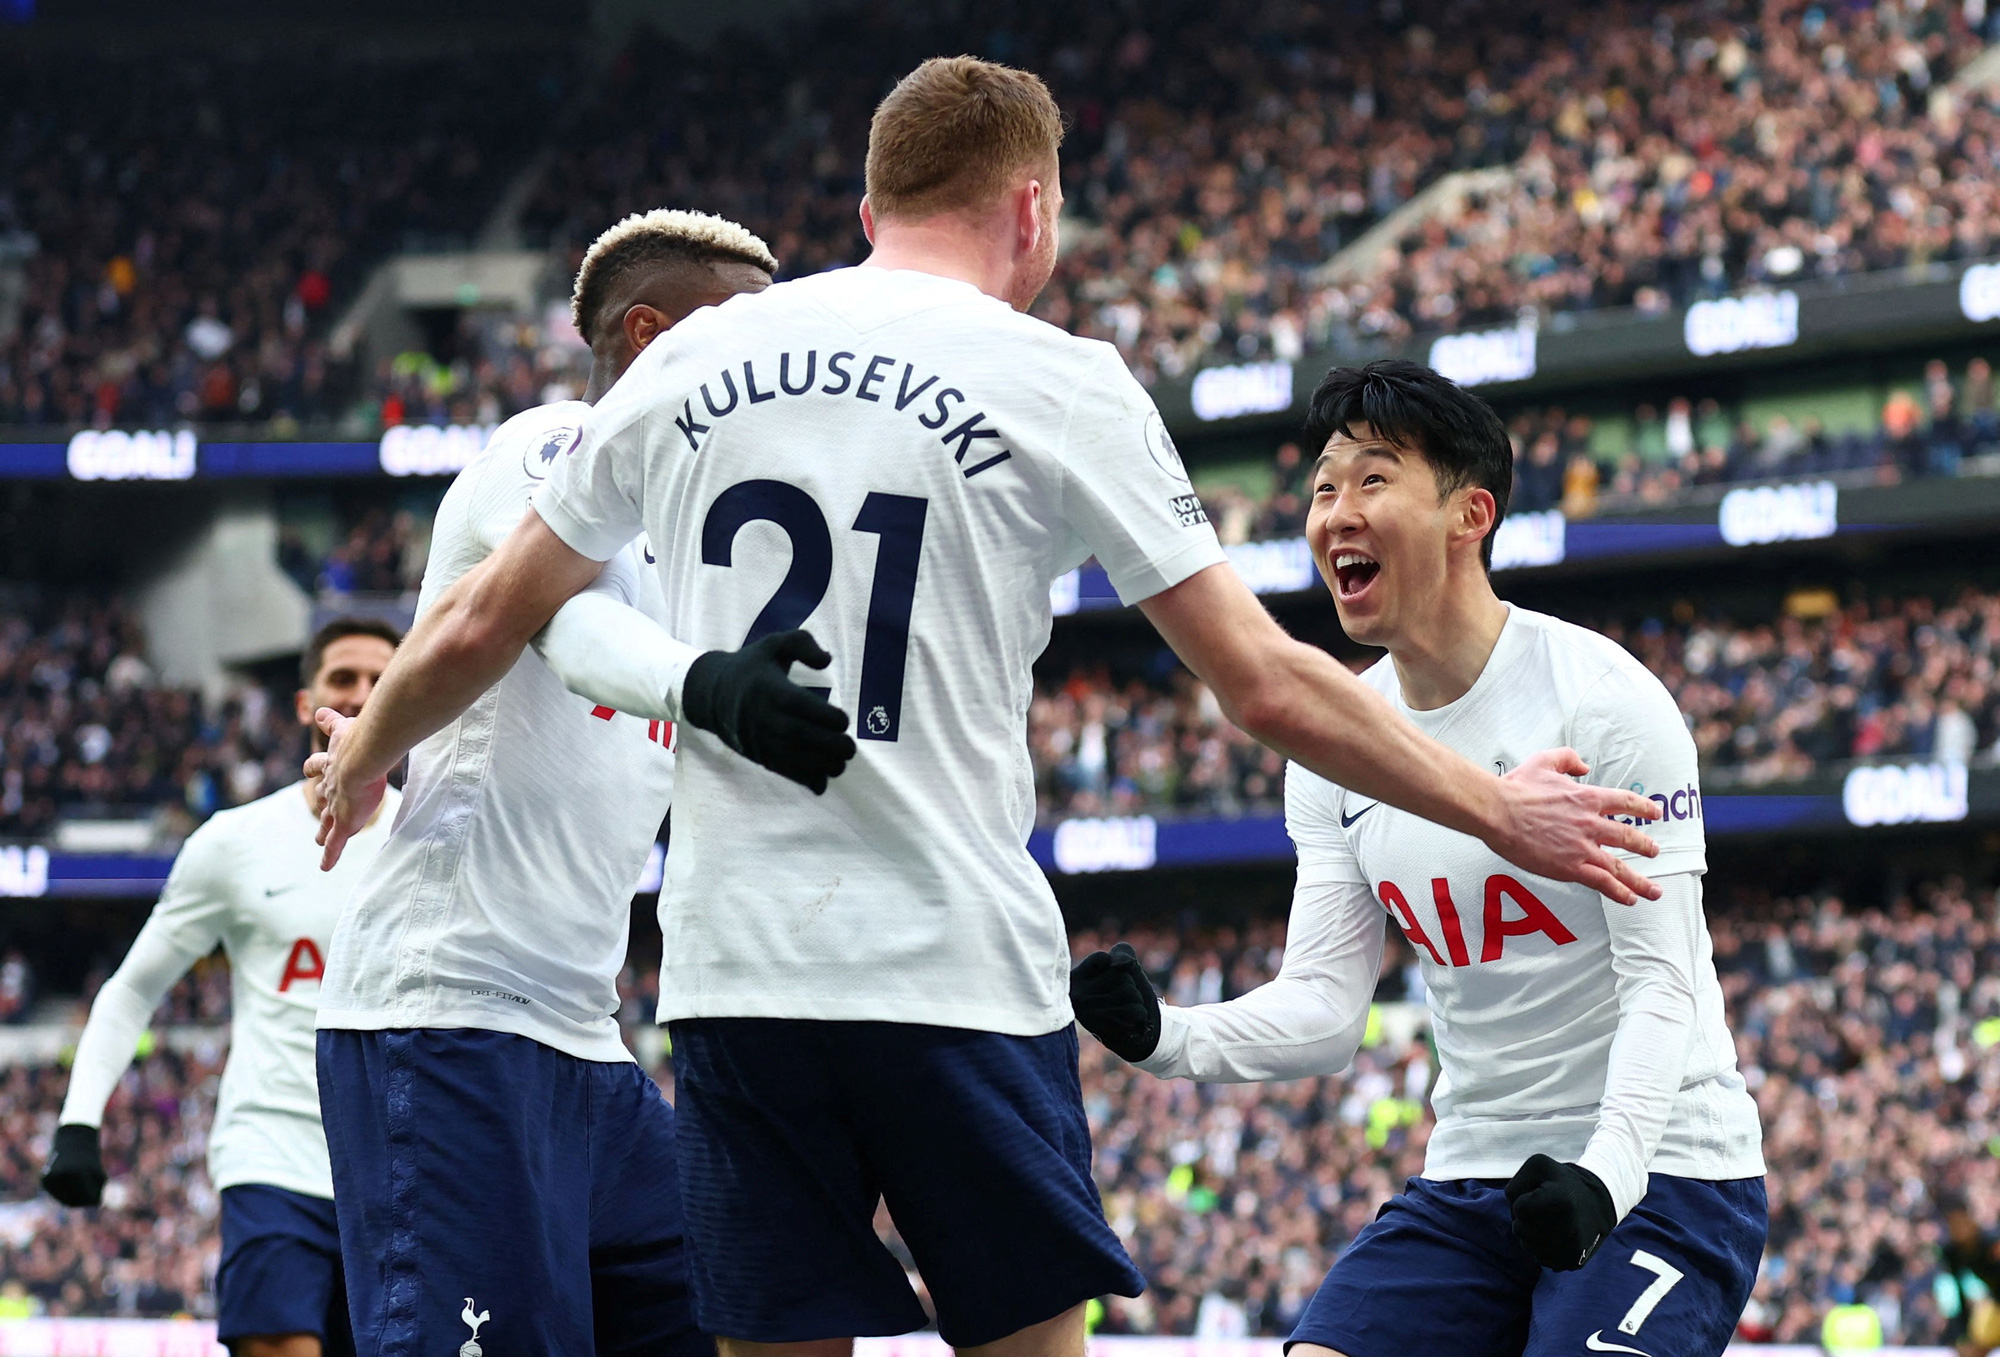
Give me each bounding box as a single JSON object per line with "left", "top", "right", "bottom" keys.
{"left": 671, "top": 350, "right": 1012, "bottom": 478}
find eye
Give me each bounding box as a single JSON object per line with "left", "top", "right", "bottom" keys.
{"left": 1313, "top": 480, "right": 1336, "bottom": 496}
{"left": 1362, "top": 473, "right": 1387, "bottom": 487}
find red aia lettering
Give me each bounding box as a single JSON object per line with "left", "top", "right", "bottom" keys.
{"left": 1428, "top": 879, "right": 1473, "bottom": 968}
{"left": 1378, "top": 875, "right": 1577, "bottom": 966}
{"left": 278, "top": 938, "right": 324, "bottom": 992}
{"left": 1480, "top": 875, "right": 1577, "bottom": 962}
{"left": 1377, "top": 882, "right": 1446, "bottom": 967}
{"left": 590, "top": 706, "right": 616, "bottom": 721}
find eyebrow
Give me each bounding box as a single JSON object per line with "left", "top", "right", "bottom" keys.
{"left": 1314, "top": 442, "right": 1404, "bottom": 477}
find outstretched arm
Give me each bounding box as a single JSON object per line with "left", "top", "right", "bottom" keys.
{"left": 48, "top": 836, "right": 227, "bottom": 1207}
{"left": 529, "top": 547, "right": 699, "bottom": 722}
{"left": 1138, "top": 564, "right": 1661, "bottom": 904}
{"left": 1136, "top": 878, "right": 1388, "bottom": 1083}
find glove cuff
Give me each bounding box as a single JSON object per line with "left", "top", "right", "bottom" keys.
{"left": 1572, "top": 1162, "right": 1615, "bottom": 1226}
{"left": 679, "top": 651, "right": 728, "bottom": 737}
{"left": 53, "top": 1123, "right": 99, "bottom": 1154}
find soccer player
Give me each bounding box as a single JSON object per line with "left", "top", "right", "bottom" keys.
{"left": 307, "top": 210, "right": 841, "bottom": 1357}
{"left": 42, "top": 618, "right": 402, "bottom": 1357}
{"left": 307, "top": 61, "right": 1663, "bottom": 1357}
{"left": 1071, "top": 360, "right": 1768, "bottom": 1357}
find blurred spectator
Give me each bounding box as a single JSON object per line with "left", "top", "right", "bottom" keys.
{"left": 0, "top": 595, "right": 300, "bottom": 839}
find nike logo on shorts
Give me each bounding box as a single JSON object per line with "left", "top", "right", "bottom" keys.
{"left": 1584, "top": 1333, "right": 1652, "bottom": 1356}
{"left": 1339, "top": 802, "right": 1377, "bottom": 828}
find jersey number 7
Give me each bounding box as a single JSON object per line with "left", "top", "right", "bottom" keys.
{"left": 703, "top": 479, "right": 928, "bottom": 743}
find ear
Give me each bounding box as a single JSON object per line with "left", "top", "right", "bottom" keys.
{"left": 1016, "top": 180, "right": 1044, "bottom": 256}
{"left": 859, "top": 196, "right": 877, "bottom": 245}
{"left": 294, "top": 687, "right": 314, "bottom": 727}
{"left": 624, "top": 303, "right": 667, "bottom": 355}
{"left": 1454, "top": 487, "right": 1498, "bottom": 556}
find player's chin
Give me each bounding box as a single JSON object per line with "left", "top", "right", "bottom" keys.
{"left": 1331, "top": 595, "right": 1388, "bottom": 644}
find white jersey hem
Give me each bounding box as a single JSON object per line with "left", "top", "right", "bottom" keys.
{"left": 314, "top": 1007, "right": 635, "bottom": 1065}
{"left": 655, "top": 994, "right": 1075, "bottom": 1038}
{"left": 212, "top": 1167, "right": 335, "bottom": 1200}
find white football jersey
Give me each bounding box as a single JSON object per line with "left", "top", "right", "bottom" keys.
{"left": 1283, "top": 607, "right": 1764, "bottom": 1190}
{"left": 61, "top": 782, "right": 400, "bottom": 1198}
{"left": 317, "top": 402, "right": 676, "bottom": 1063}
{"left": 533, "top": 267, "right": 1226, "bottom": 1035}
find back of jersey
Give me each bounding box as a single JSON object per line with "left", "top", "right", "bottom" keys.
{"left": 535, "top": 267, "right": 1222, "bottom": 1036}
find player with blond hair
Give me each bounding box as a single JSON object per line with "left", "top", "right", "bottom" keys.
{"left": 306, "top": 210, "right": 833, "bottom": 1357}
{"left": 309, "top": 59, "right": 1663, "bottom": 1357}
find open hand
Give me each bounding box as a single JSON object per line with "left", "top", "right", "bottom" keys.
{"left": 303, "top": 707, "right": 388, "bottom": 871}
{"left": 1487, "top": 749, "right": 1662, "bottom": 906}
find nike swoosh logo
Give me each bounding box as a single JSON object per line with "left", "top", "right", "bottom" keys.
{"left": 643, "top": 543, "right": 656, "bottom": 563}
{"left": 1339, "top": 802, "right": 1377, "bottom": 828}
{"left": 1585, "top": 1333, "right": 1652, "bottom": 1356}
{"left": 264, "top": 884, "right": 303, "bottom": 898}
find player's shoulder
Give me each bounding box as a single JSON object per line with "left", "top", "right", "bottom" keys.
{"left": 482, "top": 400, "right": 592, "bottom": 486}
{"left": 1510, "top": 607, "right": 1680, "bottom": 726}
{"left": 176, "top": 782, "right": 299, "bottom": 866}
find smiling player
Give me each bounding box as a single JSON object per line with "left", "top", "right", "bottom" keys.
{"left": 1072, "top": 360, "right": 1767, "bottom": 1357}
{"left": 44, "top": 619, "right": 401, "bottom": 1357}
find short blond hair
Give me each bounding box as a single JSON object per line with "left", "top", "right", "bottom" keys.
{"left": 570, "top": 209, "right": 777, "bottom": 344}
{"left": 865, "top": 56, "right": 1064, "bottom": 220}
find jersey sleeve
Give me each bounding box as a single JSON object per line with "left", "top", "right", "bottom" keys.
{"left": 530, "top": 547, "right": 700, "bottom": 722}
{"left": 1576, "top": 869, "right": 1708, "bottom": 1220}
{"left": 1570, "top": 657, "right": 1707, "bottom": 876}
{"left": 1057, "top": 344, "right": 1227, "bottom": 606}
{"left": 58, "top": 824, "right": 232, "bottom": 1127}
{"left": 1139, "top": 865, "right": 1385, "bottom": 1081}
{"left": 468, "top": 412, "right": 588, "bottom": 554}
{"left": 1285, "top": 761, "right": 1369, "bottom": 887}
{"left": 531, "top": 358, "right": 658, "bottom": 563}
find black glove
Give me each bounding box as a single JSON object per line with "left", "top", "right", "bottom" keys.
{"left": 43, "top": 1123, "right": 106, "bottom": 1208}
{"left": 1505, "top": 1153, "right": 1616, "bottom": 1271}
{"left": 1069, "top": 942, "right": 1162, "bottom": 1062}
{"left": 681, "top": 630, "right": 856, "bottom": 795}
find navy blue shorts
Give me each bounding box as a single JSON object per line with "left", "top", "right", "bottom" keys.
{"left": 669, "top": 1018, "right": 1144, "bottom": 1347}
{"left": 1291, "top": 1174, "right": 1768, "bottom": 1357}
{"left": 316, "top": 1028, "right": 705, "bottom": 1357}
{"left": 217, "top": 1184, "right": 354, "bottom": 1354}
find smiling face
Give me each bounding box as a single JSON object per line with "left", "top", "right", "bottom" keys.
{"left": 1306, "top": 422, "right": 1495, "bottom": 648}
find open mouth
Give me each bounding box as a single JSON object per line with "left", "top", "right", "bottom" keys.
{"left": 1332, "top": 550, "right": 1381, "bottom": 601}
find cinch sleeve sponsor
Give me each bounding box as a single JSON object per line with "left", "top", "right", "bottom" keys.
{"left": 1570, "top": 661, "right": 1708, "bottom": 876}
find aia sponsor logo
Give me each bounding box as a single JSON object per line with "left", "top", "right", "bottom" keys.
{"left": 278, "top": 938, "right": 325, "bottom": 992}
{"left": 1377, "top": 874, "right": 1577, "bottom": 967}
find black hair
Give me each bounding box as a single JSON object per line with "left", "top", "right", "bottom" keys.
{"left": 1302, "top": 359, "right": 1513, "bottom": 569}
{"left": 300, "top": 616, "right": 402, "bottom": 686}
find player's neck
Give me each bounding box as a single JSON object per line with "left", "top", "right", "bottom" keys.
{"left": 1386, "top": 572, "right": 1509, "bottom": 712}
{"left": 863, "top": 223, "right": 1019, "bottom": 308}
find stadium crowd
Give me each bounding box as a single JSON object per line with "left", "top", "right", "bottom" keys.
{"left": 1031, "top": 583, "right": 2000, "bottom": 820}
{"left": 0, "top": 596, "right": 300, "bottom": 840}
{"left": 0, "top": 49, "right": 568, "bottom": 431}
{"left": 0, "top": 570, "right": 1990, "bottom": 844}
{"left": 8, "top": 0, "right": 1996, "bottom": 437}
{"left": 4, "top": 876, "right": 1997, "bottom": 1347}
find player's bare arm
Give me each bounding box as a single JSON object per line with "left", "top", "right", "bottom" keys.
{"left": 1138, "top": 564, "right": 1663, "bottom": 906}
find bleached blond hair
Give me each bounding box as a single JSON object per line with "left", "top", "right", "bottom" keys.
{"left": 570, "top": 209, "right": 777, "bottom": 344}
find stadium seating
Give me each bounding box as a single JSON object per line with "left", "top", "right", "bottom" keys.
{"left": 0, "top": 49, "right": 570, "bottom": 430}
{"left": 3, "top": 877, "right": 1991, "bottom": 1344}
{"left": 1031, "top": 585, "right": 2000, "bottom": 821}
